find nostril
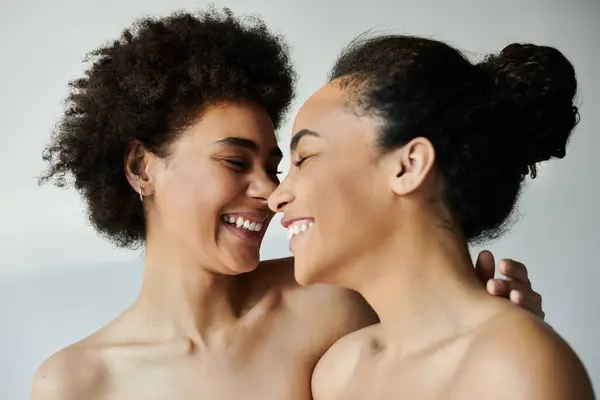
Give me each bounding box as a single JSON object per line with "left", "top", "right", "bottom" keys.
{"left": 267, "top": 186, "right": 293, "bottom": 213}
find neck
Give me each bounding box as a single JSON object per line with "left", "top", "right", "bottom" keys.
{"left": 348, "top": 209, "right": 491, "bottom": 356}
{"left": 134, "top": 229, "right": 241, "bottom": 345}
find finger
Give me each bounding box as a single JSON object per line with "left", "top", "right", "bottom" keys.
{"left": 486, "top": 279, "right": 505, "bottom": 296}
{"left": 510, "top": 290, "right": 544, "bottom": 319}
{"left": 509, "top": 289, "right": 525, "bottom": 304}
{"left": 498, "top": 259, "right": 530, "bottom": 284}
{"left": 489, "top": 279, "right": 543, "bottom": 308}
{"left": 475, "top": 250, "right": 496, "bottom": 284}
{"left": 486, "top": 279, "right": 532, "bottom": 298}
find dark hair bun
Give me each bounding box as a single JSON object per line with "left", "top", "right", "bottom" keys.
{"left": 328, "top": 35, "right": 580, "bottom": 242}
{"left": 479, "top": 43, "right": 579, "bottom": 177}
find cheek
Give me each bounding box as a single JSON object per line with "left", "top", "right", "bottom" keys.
{"left": 154, "top": 163, "right": 245, "bottom": 229}
{"left": 301, "top": 166, "right": 386, "bottom": 272}
{"left": 338, "top": 169, "right": 391, "bottom": 235}
{"left": 317, "top": 165, "right": 375, "bottom": 223}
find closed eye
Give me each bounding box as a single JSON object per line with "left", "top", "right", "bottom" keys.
{"left": 224, "top": 159, "right": 249, "bottom": 170}
{"left": 225, "top": 158, "right": 281, "bottom": 182}
{"left": 292, "top": 155, "right": 310, "bottom": 167}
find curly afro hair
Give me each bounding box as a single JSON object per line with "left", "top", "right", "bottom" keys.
{"left": 39, "top": 7, "right": 296, "bottom": 248}
{"left": 329, "top": 35, "right": 578, "bottom": 243}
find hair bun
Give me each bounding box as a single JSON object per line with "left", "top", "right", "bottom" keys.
{"left": 478, "top": 43, "right": 579, "bottom": 177}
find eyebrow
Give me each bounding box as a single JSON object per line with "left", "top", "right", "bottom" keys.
{"left": 290, "top": 129, "right": 320, "bottom": 153}
{"left": 214, "top": 136, "right": 283, "bottom": 158}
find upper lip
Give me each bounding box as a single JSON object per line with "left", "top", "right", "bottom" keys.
{"left": 281, "top": 216, "right": 314, "bottom": 228}
{"left": 222, "top": 210, "right": 272, "bottom": 223}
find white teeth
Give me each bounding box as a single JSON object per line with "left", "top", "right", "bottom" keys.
{"left": 288, "top": 220, "right": 314, "bottom": 241}
{"left": 223, "top": 215, "right": 263, "bottom": 232}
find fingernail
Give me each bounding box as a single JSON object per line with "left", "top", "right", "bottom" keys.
{"left": 499, "top": 260, "right": 508, "bottom": 271}
{"left": 510, "top": 290, "right": 523, "bottom": 303}
{"left": 493, "top": 280, "right": 504, "bottom": 291}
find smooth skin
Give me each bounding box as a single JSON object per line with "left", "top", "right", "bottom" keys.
{"left": 32, "top": 103, "right": 544, "bottom": 400}
{"left": 269, "top": 84, "right": 593, "bottom": 399}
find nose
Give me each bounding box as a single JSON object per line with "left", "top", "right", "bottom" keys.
{"left": 267, "top": 175, "right": 293, "bottom": 213}
{"left": 247, "top": 170, "right": 279, "bottom": 203}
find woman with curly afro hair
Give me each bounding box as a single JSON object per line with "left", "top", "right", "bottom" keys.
{"left": 33, "top": 7, "right": 544, "bottom": 400}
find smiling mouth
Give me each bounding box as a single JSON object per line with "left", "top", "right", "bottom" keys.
{"left": 287, "top": 219, "right": 314, "bottom": 240}
{"left": 221, "top": 214, "right": 264, "bottom": 232}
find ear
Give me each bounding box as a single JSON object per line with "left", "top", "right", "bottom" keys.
{"left": 124, "top": 141, "right": 156, "bottom": 198}
{"left": 388, "top": 137, "right": 436, "bottom": 196}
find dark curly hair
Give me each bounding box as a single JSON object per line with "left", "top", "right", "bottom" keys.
{"left": 329, "top": 35, "right": 579, "bottom": 243}
{"left": 39, "top": 8, "right": 296, "bottom": 248}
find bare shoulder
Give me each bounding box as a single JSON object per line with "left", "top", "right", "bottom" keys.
{"left": 292, "top": 283, "right": 378, "bottom": 331}
{"left": 31, "top": 340, "right": 106, "bottom": 400}
{"left": 312, "top": 324, "right": 379, "bottom": 399}
{"left": 258, "top": 257, "right": 379, "bottom": 337}
{"left": 259, "top": 257, "right": 379, "bottom": 324}
{"left": 256, "top": 256, "right": 378, "bottom": 353}
{"left": 455, "top": 308, "right": 594, "bottom": 400}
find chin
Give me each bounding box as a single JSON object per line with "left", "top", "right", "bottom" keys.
{"left": 224, "top": 254, "right": 261, "bottom": 275}
{"left": 292, "top": 257, "right": 325, "bottom": 286}
{"left": 294, "top": 251, "right": 349, "bottom": 287}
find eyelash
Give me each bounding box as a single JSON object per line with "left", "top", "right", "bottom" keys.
{"left": 225, "top": 159, "right": 282, "bottom": 178}
{"left": 292, "top": 156, "right": 309, "bottom": 167}
{"left": 225, "top": 159, "right": 248, "bottom": 169}
{"left": 268, "top": 169, "right": 283, "bottom": 177}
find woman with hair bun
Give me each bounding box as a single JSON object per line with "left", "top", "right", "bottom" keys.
{"left": 270, "top": 35, "right": 594, "bottom": 399}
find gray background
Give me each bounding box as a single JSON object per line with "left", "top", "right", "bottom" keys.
{"left": 1, "top": 0, "right": 598, "bottom": 398}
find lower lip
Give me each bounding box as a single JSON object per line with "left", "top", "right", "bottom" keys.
{"left": 223, "top": 222, "right": 263, "bottom": 245}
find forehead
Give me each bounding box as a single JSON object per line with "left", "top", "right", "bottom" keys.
{"left": 294, "top": 85, "right": 347, "bottom": 131}
{"left": 184, "top": 102, "right": 277, "bottom": 149}
{"left": 292, "top": 84, "right": 378, "bottom": 147}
